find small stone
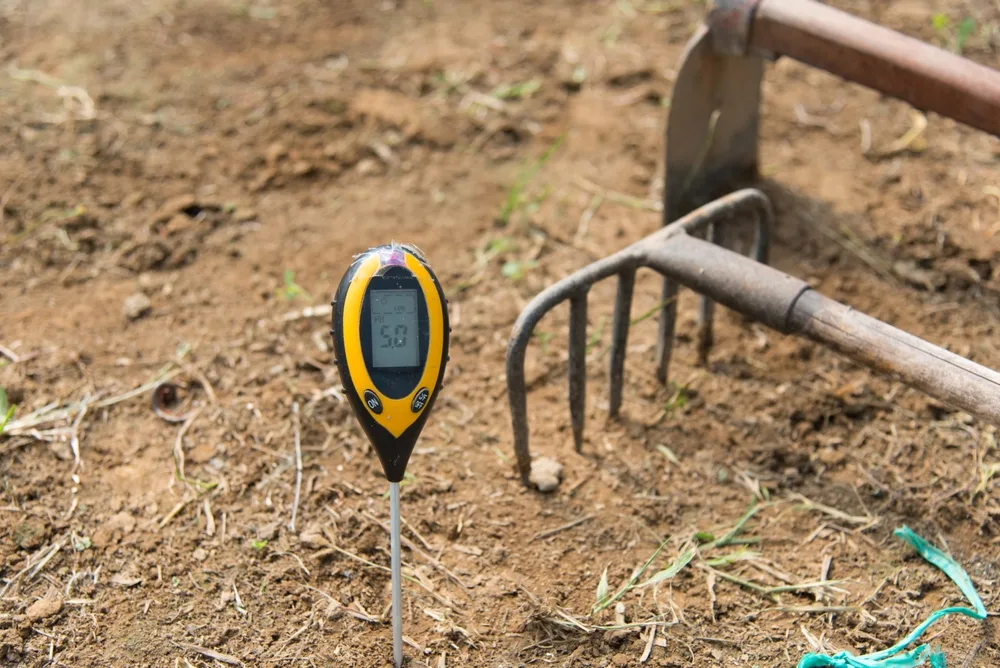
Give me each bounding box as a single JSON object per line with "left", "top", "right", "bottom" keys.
{"left": 265, "top": 142, "right": 287, "bottom": 165}
{"left": 356, "top": 158, "right": 380, "bottom": 175}
{"left": 164, "top": 213, "right": 194, "bottom": 235}
{"left": 13, "top": 520, "right": 48, "bottom": 550}
{"left": 110, "top": 572, "right": 142, "bottom": 588}
{"left": 26, "top": 597, "right": 62, "bottom": 622}
{"left": 187, "top": 442, "right": 216, "bottom": 464}
{"left": 325, "top": 600, "right": 344, "bottom": 620}
{"left": 529, "top": 457, "right": 563, "bottom": 493}
{"left": 291, "top": 161, "right": 314, "bottom": 176}
{"left": 122, "top": 192, "right": 145, "bottom": 209}
{"left": 611, "top": 653, "right": 630, "bottom": 666}
{"left": 192, "top": 548, "right": 208, "bottom": 562}
{"left": 153, "top": 194, "right": 198, "bottom": 223}
{"left": 137, "top": 273, "right": 157, "bottom": 293}
{"left": 892, "top": 260, "right": 945, "bottom": 291}
{"left": 233, "top": 207, "right": 257, "bottom": 223}
{"left": 123, "top": 293, "right": 152, "bottom": 321}
{"left": 816, "top": 447, "right": 846, "bottom": 466}
{"left": 250, "top": 167, "right": 276, "bottom": 192}
{"left": 106, "top": 511, "right": 136, "bottom": 533}
{"left": 298, "top": 523, "right": 329, "bottom": 550}
{"left": 257, "top": 521, "right": 280, "bottom": 542}
{"left": 92, "top": 511, "right": 136, "bottom": 548}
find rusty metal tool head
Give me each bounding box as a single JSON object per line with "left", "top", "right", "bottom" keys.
{"left": 667, "top": 0, "right": 1000, "bottom": 224}
{"left": 655, "top": 0, "right": 1000, "bottom": 383}
{"left": 506, "top": 188, "right": 1000, "bottom": 489}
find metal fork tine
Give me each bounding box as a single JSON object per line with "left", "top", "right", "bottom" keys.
{"left": 655, "top": 280, "right": 679, "bottom": 384}
{"left": 608, "top": 269, "right": 636, "bottom": 418}
{"left": 568, "top": 292, "right": 588, "bottom": 452}
{"left": 751, "top": 208, "right": 769, "bottom": 265}
{"left": 697, "top": 222, "right": 722, "bottom": 365}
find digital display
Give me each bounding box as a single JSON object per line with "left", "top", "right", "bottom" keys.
{"left": 371, "top": 289, "right": 420, "bottom": 368}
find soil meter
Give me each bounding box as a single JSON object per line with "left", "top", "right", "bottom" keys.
{"left": 330, "top": 243, "right": 449, "bottom": 667}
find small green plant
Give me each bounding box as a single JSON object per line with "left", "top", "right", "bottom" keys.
{"left": 279, "top": 269, "right": 311, "bottom": 301}
{"left": 585, "top": 317, "right": 607, "bottom": 352}
{"left": 534, "top": 330, "right": 555, "bottom": 354}
{"left": 501, "top": 259, "right": 537, "bottom": 281}
{"left": 628, "top": 295, "right": 679, "bottom": 327}
{"left": 591, "top": 534, "right": 676, "bottom": 614}
{"left": 0, "top": 388, "right": 15, "bottom": 436}
{"left": 251, "top": 539, "right": 269, "bottom": 551}
{"left": 231, "top": 3, "right": 276, "bottom": 20}
{"left": 932, "top": 13, "right": 976, "bottom": 53}
{"left": 595, "top": 566, "right": 609, "bottom": 606}
{"left": 491, "top": 78, "right": 542, "bottom": 101}
{"left": 482, "top": 237, "right": 515, "bottom": 259}
{"left": 498, "top": 135, "right": 565, "bottom": 226}
{"left": 663, "top": 383, "right": 688, "bottom": 413}
{"left": 704, "top": 546, "right": 760, "bottom": 567}
{"left": 600, "top": 22, "right": 623, "bottom": 46}
{"left": 432, "top": 70, "right": 472, "bottom": 96}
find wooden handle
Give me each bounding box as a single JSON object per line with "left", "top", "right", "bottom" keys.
{"left": 652, "top": 235, "right": 1000, "bottom": 427}
{"left": 789, "top": 291, "right": 1000, "bottom": 427}
{"left": 750, "top": 0, "right": 1000, "bottom": 137}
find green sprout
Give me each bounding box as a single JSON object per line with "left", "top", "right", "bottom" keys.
{"left": 0, "top": 388, "right": 15, "bottom": 436}
{"left": 279, "top": 269, "right": 311, "bottom": 301}
{"left": 498, "top": 135, "right": 565, "bottom": 226}
{"left": 932, "top": 13, "right": 976, "bottom": 53}
{"left": 501, "top": 259, "right": 537, "bottom": 281}
{"left": 534, "top": 330, "right": 555, "bottom": 354}
{"left": 491, "top": 78, "right": 542, "bottom": 101}
{"left": 663, "top": 383, "right": 688, "bottom": 413}
{"left": 585, "top": 317, "right": 607, "bottom": 352}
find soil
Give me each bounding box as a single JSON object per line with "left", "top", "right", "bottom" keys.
{"left": 2, "top": 0, "right": 1000, "bottom": 666}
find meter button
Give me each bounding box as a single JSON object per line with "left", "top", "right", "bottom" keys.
{"left": 411, "top": 388, "right": 430, "bottom": 413}
{"left": 363, "top": 390, "right": 383, "bottom": 415}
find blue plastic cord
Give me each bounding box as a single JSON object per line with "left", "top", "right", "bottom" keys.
{"left": 796, "top": 526, "right": 987, "bottom": 668}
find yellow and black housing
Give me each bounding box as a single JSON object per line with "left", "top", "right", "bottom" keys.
{"left": 330, "top": 243, "right": 450, "bottom": 482}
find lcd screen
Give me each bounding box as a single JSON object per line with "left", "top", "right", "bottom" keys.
{"left": 370, "top": 289, "right": 420, "bottom": 368}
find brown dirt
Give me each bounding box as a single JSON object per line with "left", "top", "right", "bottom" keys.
{"left": 2, "top": 0, "right": 1000, "bottom": 666}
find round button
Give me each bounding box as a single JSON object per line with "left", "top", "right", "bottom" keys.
{"left": 411, "top": 387, "right": 430, "bottom": 413}
{"left": 363, "top": 390, "right": 383, "bottom": 415}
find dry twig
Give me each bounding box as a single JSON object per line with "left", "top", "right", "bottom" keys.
{"left": 174, "top": 642, "right": 242, "bottom": 666}
{"left": 531, "top": 515, "right": 595, "bottom": 542}
{"left": 289, "top": 402, "right": 303, "bottom": 532}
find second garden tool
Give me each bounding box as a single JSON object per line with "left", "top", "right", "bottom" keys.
{"left": 505, "top": 189, "right": 1000, "bottom": 488}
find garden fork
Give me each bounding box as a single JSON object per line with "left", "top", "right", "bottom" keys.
{"left": 506, "top": 189, "right": 1000, "bottom": 488}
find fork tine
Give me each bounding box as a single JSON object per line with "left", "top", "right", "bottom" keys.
{"left": 697, "top": 222, "right": 724, "bottom": 365}
{"left": 655, "top": 279, "right": 679, "bottom": 384}
{"left": 568, "top": 292, "right": 588, "bottom": 452}
{"left": 609, "top": 269, "right": 636, "bottom": 418}
{"left": 753, "top": 207, "right": 769, "bottom": 265}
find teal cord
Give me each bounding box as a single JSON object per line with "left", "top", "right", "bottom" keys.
{"left": 796, "top": 526, "right": 987, "bottom": 668}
